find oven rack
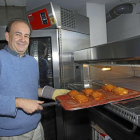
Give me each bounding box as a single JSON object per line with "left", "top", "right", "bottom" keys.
{"left": 104, "top": 103, "right": 140, "bottom": 126}
{"left": 94, "top": 77, "right": 140, "bottom": 91}
{"left": 68, "top": 77, "right": 140, "bottom": 92}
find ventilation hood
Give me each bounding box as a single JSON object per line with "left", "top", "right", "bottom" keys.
{"left": 74, "top": 35, "right": 140, "bottom": 63}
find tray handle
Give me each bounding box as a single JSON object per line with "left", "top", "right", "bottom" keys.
{"left": 41, "top": 100, "right": 60, "bottom": 107}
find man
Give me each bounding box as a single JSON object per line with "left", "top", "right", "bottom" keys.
{"left": 0, "top": 18, "right": 69, "bottom": 140}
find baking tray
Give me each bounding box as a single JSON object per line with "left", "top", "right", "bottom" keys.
{"left": 56, "top": 89, "right": 140, "bottom": 111}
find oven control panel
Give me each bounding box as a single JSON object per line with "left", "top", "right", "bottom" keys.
{"left": 40, "top": 12, "right": 48, "bottom": 25}
{"left": 27, "top": 8, "right": 51, "bottom": 30}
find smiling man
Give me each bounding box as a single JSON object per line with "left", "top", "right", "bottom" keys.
{"left": 0, "top": 18, "right": 45, "bottom": 140}
{"left": 5, "top": 20, "right": 30, "bottom": 57}
{"left": 0, "top": 18, "right": 70, "bottom": 140}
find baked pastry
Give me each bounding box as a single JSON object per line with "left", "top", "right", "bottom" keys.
{"left": 68, "top": 90, "right": 80, "bottom": 99}
{"left": 74, "top": 94, "right": 89, "bottom": 103}
{"left": 82, "top": 88, "right": 94, "bottom": 96}
{"left": 90, "top": 91, "right": 105, "bottom": 100}
{"left": 112, "top": 87, "right": 128, "bottom": 95}
{"left": 102, "top": 84, "right": 116, "bottom": 92}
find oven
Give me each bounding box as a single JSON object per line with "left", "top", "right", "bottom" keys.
{"left": 27, "top": 28, "right": 91, "bottom": 140}
{"left": 26, "top": 2, "right": 90, "bottom": 89}
{"left": 71, "top": 35, "right": 140, "bottom": 140}
{"left": 26, "top": 2, "right": 91, "bottom": 140}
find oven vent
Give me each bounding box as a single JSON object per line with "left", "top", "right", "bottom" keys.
{"left": 61, "top": 7, "right": 76, "bottom": 29}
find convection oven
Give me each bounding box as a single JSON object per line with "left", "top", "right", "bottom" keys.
{"left": 27, "top": 29, "right": 91, "bottom": 140}
{"left": 26, "top": 2, "right": 91, "bottom": 140}
{"left": 27, "top": 2, "right": 90, "bottom": 89}
{"left": 71, "top": 35, "right": 140, "bottom": 140}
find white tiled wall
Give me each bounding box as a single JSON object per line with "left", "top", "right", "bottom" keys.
{"left": 107, "top": 5, "right": 140, "bottom": 43}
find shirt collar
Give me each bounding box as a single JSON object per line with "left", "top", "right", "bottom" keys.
{"left": 4, "top": 45, "right": 26, "bottom": 57}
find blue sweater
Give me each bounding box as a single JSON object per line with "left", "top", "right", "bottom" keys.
{"left": 0, "top": 48, "right": 41, "bottom": 136}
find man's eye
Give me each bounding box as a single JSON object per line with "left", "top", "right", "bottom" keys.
{"left": 16, "top": 33, "right": 20, "bottom": 36}
{"left": 25, "top": 35, "right": 30, "bottom": 38}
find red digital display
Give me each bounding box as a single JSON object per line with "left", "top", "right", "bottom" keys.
{"left": 28, "top": 8, "right": 51, "bottom": 30}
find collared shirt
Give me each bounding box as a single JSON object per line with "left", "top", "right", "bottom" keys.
{"left": 4, "top": 45, "right": 26, "bottom": 57}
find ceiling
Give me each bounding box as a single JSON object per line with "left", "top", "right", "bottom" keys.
{"left": 0, "top": 0, "right": 139, "bottom": 13}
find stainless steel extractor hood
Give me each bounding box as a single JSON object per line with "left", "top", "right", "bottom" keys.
{"left": 74, "top": 35, "right": 140, "bottom": 63}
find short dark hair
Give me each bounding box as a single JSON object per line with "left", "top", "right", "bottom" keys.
{"left": 5, "top": 18, "right": 32, "bottom": 35}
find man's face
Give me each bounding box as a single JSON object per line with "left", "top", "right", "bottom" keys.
{"left": 5, "top": 21, "right": 30, "bottom": 57}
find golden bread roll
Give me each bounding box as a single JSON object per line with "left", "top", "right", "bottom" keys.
{"left": 82, "top": 88, "right": 94, "bottom": 96}
{"left": 90, "top": 91, "right": 105, "bottom": 100}
{"left": 74, "top": 94, "right": 89, "bottom": 103}
{"left": 67, "top": 90, "right": 80, "bottom": 99}
{"left": 112, "top": 87, "right": 128, "bottom": 95}
{"left": 102, "top": 84, "right": 116, "bottom": 92}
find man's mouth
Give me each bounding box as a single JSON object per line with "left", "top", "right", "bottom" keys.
{"left": 17, "top": 42, "right": 26, "bottom": 45}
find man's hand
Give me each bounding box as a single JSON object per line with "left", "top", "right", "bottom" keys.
{"left": 52, "top": 89, "right": 70, "bottom": 100}
{"left": 15, "top": 98, "right": 44, "bottom": 114}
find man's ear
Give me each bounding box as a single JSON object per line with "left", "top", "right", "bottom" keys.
{"left": 5, "top": 32, "right": 9, "bottom": 42}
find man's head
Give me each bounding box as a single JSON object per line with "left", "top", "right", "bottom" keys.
{"left": 5, "top": 18, "right": 32, "bottom": 57}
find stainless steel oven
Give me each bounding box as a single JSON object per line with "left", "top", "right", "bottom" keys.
{"left": 71, "top": 35, "right": 140, "bottom": 140}
{"left": 26, "top": 2, "right": 91, "bottom": 140}
{"left": 27, "top": 2, "right": 90, "bottom": 89}
{"left": 29, "top": 28, "right": 90, "bottom": 89}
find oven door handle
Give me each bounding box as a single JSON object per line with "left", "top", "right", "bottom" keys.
{"left": 128, "top": 124, "right": 137, "bottom": 133}
{"left": 109, "top": 115, "right": 137, "bottom": 133}
{"left": 41, "top": 100, "right": 60, "bottom": 107}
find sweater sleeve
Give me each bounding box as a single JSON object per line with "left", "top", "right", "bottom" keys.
{"left": 0, "top": 95, "right": 17, "bottom": 117}
{"left": 41, "top": 86, "right": 56, "bottom": 99}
